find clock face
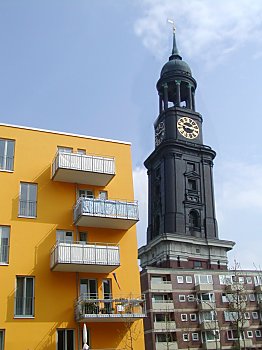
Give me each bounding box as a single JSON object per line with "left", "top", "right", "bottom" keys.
{"left": 177, "top": 117, "right": 199, "bottom": 139}
{"left": 155, "top": 121, "right": 165, "bottom": 146}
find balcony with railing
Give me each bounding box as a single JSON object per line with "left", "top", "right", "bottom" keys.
{"left": 151, "top": 281, "right": 172, "bottom": 291}
{"left": 74, "top": 197, "right": 139, "bottom": 230}
{"left": 197, "top": 301, "right": 216, "bottom": 311}
{"left": 155, "top": 342, "right": 178, "bottom": 350}
{"left": 200, "top": 320, "right": 219, "bottom": 330}
{"left": 0, "top": 244, "right": 9, "bottom": 264}
{"left": 154, "top": 321, "right": 176, "bottom": 330}
{"left": 75, "top": 294, "right": 146, "bottom": 322}
{"left": 50, "top": 241, "right": 120, "bottom": 273}
{"left": 52, "top": 151, "right": 115, "bottom": 186}
{"left": 152, "top": 300, "right": 174, "bottom": 311}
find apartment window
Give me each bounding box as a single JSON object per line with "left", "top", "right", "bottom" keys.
{"left": 200, "top": 311, "right": 216, "bottom": 322}
{"left": 219, "top": 274, "right": 233, "bottom": 285}
{"left": 249, "top": 293, "right": 256, "bottom": 302}
{"left": 244, "top": 312, "right": 250, "bottom": 320}
{"left": 192, "top": 332, "right": 199, "bottom": 341}
{"left": 246, "top": 276, "right": 253, "bottom": 284}
{"left": 255, "top": 276, "right": 262, "bottom": 286}
{"left": 57, "top": 147, "right": 73, "bottom": 153}
{"left": 0, "top": 330, "right": 4, "bottom": 350}
{"left": 80, "top": 279, "right": 97, "bottom": 299}
{"left": 0, "top": 138, "right": 15, "bottom": 171}
{"left": 56, "top": 230, "right": 73, "bottom": 243}
{"left": 79, "top": 232, "right": 87, "bottom": 244}
{"left": 190, "top": 313, "right": 197, "bottom": 321}
{"left": 77, "top": 149, "right": 86, "bottom": 155}
{"left": 224, "top": 311, "right": 238, "bottom": 322}
{"left": 0, "top": 226, "right": 10, "bottom": 264}
{"left": 238, "top": 276, "right": 245, "bottom": 284}
{"left": 252, "top": 311, "right": 259, "bottom": 319}
{"left": 194, "top": 274, "right": 213, "bottom": 285}
{"left": 78, "top": 190, "right": 94, "bottom": 198}
{"left": 247, "top": 331, "right": 253, "bottom": 338}
{"left": 187, "top": 294, "right": 195, "bottom": 302}
{"left": 202, "top": 331, "right": 219, "bottom": 342}
{"left": 186, "top": 276, "right": 192, "bottom": 283}
{"left": 18, "top": 183, "right": 37, "bottom": 218}
{"left": 156, "top": 333, "right": 175, "bottom": 343}
{"left": 177, "top": 276, "right": 184, "bottom": 284}
{"left": 255, "top": 330, "right": 262, "bottom": 337}
{"left": 155, "top": 314, "right": 166, "bottom": 322}
{"left": 181, "top": 314, "right": 187, "bottom": 321}
{"left": 179, "top": 295, "right": 186, "bottom": 302}
{"left": 227, "top": 330, "right": 238, "bottom": 340}
{"left": 199, "top": 292, "right": 215, "bottom": 303}
{"left": 182, "top": 333, "right": 189, "bottom": 342}
{"left": 57, "top": 329, "right": 74, "bottom": 350}
{"left": 99, "top": 191, "right": 108, "bottom": 200}
{"left": 15, "top": 276, "right": 34, "bottom": 317}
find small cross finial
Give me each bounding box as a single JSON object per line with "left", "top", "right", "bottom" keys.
{"left": 167, "top": 19, "right": 176, "bottom": 33}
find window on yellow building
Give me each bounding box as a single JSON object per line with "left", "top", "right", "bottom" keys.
{"left": 15, "top": 276, "right": 34, "bottom": 317}
{"left": 18, "top": 183, "right": 37, "bottom": 218}
{"left": 57, "top": 329, "right": 74, "bottom": 350}
{"left": 0, "top": 226, "right": 10, "bottom": 264}
{"left": 80, "top": 279, "right": 97, "bottom": 299}
{"left": 0, "top": 138, "right": 15, "bottom": 171}
{"left": 56, "top": 230, "right": 73, "bottom": 244}
{"left": 0, "top": 330, "right": 4, "bottom": 350}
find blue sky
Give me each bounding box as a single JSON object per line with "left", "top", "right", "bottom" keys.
{"left": 1, "top": 0, "right": 262, "bottom": 269}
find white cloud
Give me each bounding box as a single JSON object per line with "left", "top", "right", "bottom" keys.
{"left": 134, "top": 0, "right": 262, "bottom": 66}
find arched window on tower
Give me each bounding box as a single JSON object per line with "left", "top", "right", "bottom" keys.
{"left": 189, "top": 210, "right": 200, "bottom": 231}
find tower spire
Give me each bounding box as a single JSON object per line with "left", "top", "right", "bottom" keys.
{"left": 167, "top": 19, "right": 182, "bottom": 60}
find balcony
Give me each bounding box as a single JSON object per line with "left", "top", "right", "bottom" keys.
{"left": 152, "top": 300, "right": 174, "bottom": 311}
{"left": 200, "top": 320, "right": 219, "bottom": 330}
{"left": 195, "top": 283, "right": 214, "bottom": 292}
{"left": 50, "top": 241, "right": 120, "bottom": 273}
{"left": 197, "top": 301, "right": 216, "bottom": 311}
{"left": 74, "top": 197, "right": 139, "bottom": 230}
{"left": 151, "top": 281, "right": 172, "bottom": 291}
{"left": 156, "top": 343, "right": 178, "bottom": 350}
{"left": 154, "top": 321, "right": 176, "bottom": 330}
{"left": 75, "top": 295, "right": 146, "bottom": 322}
{"left": 202, "top": 341, "right": 221, "bottom": 350}
{"left": 52, "top": 151, "right": 115, "bottom": 186}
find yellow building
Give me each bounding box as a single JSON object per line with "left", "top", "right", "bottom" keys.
{"left": 0, "top": 123, "right": 145, "bottom": 350}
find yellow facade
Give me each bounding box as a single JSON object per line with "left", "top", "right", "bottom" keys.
{"left": 0, "top": 124, "right": 145, "bottom": 350}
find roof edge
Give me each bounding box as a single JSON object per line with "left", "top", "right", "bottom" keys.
{"left": 0, "top": 123, "right": 131, "bottom": 145}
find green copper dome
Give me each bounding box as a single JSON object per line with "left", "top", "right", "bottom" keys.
{"left": 160, "top": 57, "right": 192, "bottom": 77}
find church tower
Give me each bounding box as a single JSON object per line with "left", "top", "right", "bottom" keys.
{"left": 139, "top": 27, "right": 234, "bottom": 270}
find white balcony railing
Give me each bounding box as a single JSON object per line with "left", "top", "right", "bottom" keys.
{"left": 152, "top": 300, "right": 174, "bottom": 311}
{"left": 75, "top": 294, "right": 146, "bottom": 322}
{"left": 74, "top": 197, "right": 139, "bottom": 229}
{"left": 151, "top": 281, "right": 172, "bottom": 291}
{"left": 50, "top": 241, "right": 120, "bottom": 273}
{"left": 52, "top": 151, "right": 115, "bottom": 186}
